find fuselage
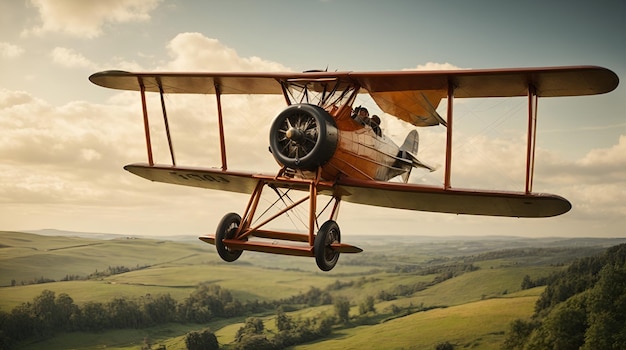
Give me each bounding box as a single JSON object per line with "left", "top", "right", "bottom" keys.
{"left": 321, "top": 114, "right": 408, "bottom": 182}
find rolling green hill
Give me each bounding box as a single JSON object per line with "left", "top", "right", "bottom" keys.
{"left": 1, "top": 231, "right": 623, "bottom": 349}
{"left": 295, "top": 295, "right": 539, "bottom": 350}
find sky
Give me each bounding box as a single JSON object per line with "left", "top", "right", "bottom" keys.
{"left": 1, "top": 0, "right": 624, "bottom": 239}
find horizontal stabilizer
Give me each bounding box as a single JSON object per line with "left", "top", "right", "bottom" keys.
{"left": 399, "top": 130, "right": 437, "bottom": 172}
{"left": 407, "top": 153, "right": 437, "bottom": 172}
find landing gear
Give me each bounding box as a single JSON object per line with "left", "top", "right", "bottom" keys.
{"left": 314, "top": 220, "right": 341, "bottom": 271}
{"left": 199, "top": 176, "right": 361, "bottom": 271}
{"left": 215, "top": 212, "right": 244, "bottom": 262}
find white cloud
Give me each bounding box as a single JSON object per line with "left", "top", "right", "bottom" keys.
{"left": 162, "top": 33, "right": 290, "bottom": 72}
{"left": 0, "top": 89, "right": 35, "bottom": 109}
{"left": 48, "top": 47, "right": 143, "bottom": 72}
{"left": 577, "top": 134, "right": 626, "bottom": 169}
{"left": 0, "top": 42, "right": 25, "bottom": 58}
{"left": 0, "top": 35, "right": 290, "bottom": 210}
{"left": 408, "top": 62, "right": 466, "bottom": 71}
{"left": 560, "top": 135, "right": 626, "bottom": 214}
{"left": 2, "top": 32, "right": 623, "bottom": 236}
{"left": 0, "top": 88, "right": 146, "bottom": 205}
{"left": 24, "top": 0, "right": 161, "bottom": 38}
{"left": 50, "top": 47, "right": 98, "bottom": 69}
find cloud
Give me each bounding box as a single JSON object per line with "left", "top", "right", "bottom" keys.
{"left": 50, "top": 47, "right": 99, "bottom": 69}
{"left": 24, "top": 0, "right": 161, "bottom": 38}
{"left": 0, "top": 42, "right": 25, "bottom": 59}
{"left": 0, "top": 88, "right": 146, "bottom": 206}
{"left": 49, "top": 47, "right": 143, "bottom": 72}
{"left": 2, "top": 32, "right": 623, "bottom": 235}
{"left": 0, "top": 34, "right": 290, "bottom": 210}
{"left": 407, "top": 62, "right": 466, "bottom": 71}
{"left": 535, "top": 135, "right": 626, "bottom": 218}
{"left": 162, "top": 33, "right": 290, "bottom": 72}
{"left": 0, "top": 89, "right": 35, "bottom": 109}
{"left": 577, "top": 134, "right": 626, "bottom": 169}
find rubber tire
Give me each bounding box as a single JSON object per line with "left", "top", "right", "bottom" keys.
{"left": 314, "top": 220, "right": 341, "bottom": 271}
{"left": 269, "top": 103, "right": 338, "bottom": 170}
{"left": 215, "top": 212, "right": 244, "bottom": 262}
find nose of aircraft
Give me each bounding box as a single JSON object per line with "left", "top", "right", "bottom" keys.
{"left": 286, "top": 127, "right": 304, "bottom": 142}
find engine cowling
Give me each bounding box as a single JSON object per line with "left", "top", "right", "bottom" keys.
{"left": 269, "top": 104, "right": 338, "bottom": 170}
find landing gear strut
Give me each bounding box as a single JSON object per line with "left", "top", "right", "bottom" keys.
{"left": 201, "top": 169, "right": 362, "bottom": 271}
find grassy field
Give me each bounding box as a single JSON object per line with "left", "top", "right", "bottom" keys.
{"left": 2, "top": 231, "right": 623, "bottom": 349}
{"left": 295, "top": 296, "right": 538, "bottom": 350}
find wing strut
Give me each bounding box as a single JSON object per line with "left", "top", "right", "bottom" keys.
{"left": 138, "top": 77, "right": 154, "bottom": 166}
{"left": 444, "top": 80, "right": 454, "bottom": 189}
{"left": 525, "top": 85, "right": 538, "bottom": 194}
{"left": 215, "top": 83, "right": 228, "bottom": 170}
{"left": 157, "top": 77, "right": 176, "bottom": 166}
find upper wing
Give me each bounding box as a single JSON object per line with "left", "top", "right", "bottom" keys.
{"left": 90, "top": 66, "right": 618, "bottom": 127}
{"left": 351, "top": 66, "right": 619, "bottom": 126}
{"left": 89, "top": 70, "right": 286, "bottom": 94}
{"left": 350, "top": 66, "right": 618, "bottom": 98}
{"left": 125, "top": 163, "right": 570, "bottom": 218}
{"left": 88, "top": 70, "right": 356, "bottom": 94}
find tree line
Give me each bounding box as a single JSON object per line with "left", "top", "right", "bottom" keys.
{"left": 9, "top": 265, "right": 148, "bottom": 287}
{"left": 502, "top": 243, "right": 626, "bottom": 349}
{"left": 0, "top": 277, "right": 443, "bottom": 349}
{"left": 0, "top": 283, "right": 271, "bottom": 349}
{"left": 228, "top": 308, "right": 335, "bottom": 350}
{"left": 0, "top": 280, "right": 387, "bottom": 349}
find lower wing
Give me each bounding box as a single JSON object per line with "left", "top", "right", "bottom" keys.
{"left": 125, "top": 163, "right": 570, "bottom": 218}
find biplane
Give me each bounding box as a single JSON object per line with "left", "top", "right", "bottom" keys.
{"left": 90, "top": 66, "right": 618, "bottom": 271}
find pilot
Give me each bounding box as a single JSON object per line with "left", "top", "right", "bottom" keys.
{"left": 352, "top": 106, "right": 370, "bottom": 125}
{"left": 370, "top": 114, "right": 382, "bottom": 137}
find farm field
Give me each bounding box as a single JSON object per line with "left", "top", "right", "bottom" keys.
{"left": 2, "top": 230, "right": 624, "bottom": 349}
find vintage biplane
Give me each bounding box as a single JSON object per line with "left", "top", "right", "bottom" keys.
{"left": 90, "top": 66, "right": 618, "bottom": 271}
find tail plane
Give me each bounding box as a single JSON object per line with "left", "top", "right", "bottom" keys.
{"left": 398, "top": 130, "right": 436, "bottom": 182}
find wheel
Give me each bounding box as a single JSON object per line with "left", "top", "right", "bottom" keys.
{"left": 215, "top": 212, "right": 244, "bottom": 262}
{"left": 269, "top": 103, "right": 338, "bottom": 170}
{"left": 314, "top": 220, "right": 341, "bottom": 271}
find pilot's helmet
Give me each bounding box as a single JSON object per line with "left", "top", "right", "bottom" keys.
{"left": 371, "top": 115, "right": 380, "bottom": 125}
{"left": 355, "top": 107, "right": 369, "bottom": 117}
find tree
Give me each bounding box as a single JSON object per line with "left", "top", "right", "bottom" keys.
{"left": 521, "top": 275, "right": 534, "bottom": 290}
{"left": 32, "top": 290, "right": 57, "bottom": 334}
{"left": 236, "top": 334, "right": 273, "bottom": 350}
{"left": 185, "top": 329, "right": 219, "bottom": 350}
{"left": 142, "top": 294, "right": 177, "bottom": 325}
{"left": 503, "top": 244, "right": 626, "bottom": 349}
{"left": 435, "top": 341, "right": 454, "bottom": 350}
{"left": 55, "top": 293, "right": 79, "bottom": 330}
{"left": 358, "top": 296, "right": 376, "bottom": 315}
{"left": 6, "top": 303, "right": 37, "bottom": 341}
{"left": 79, "top": 301, "right": 108, "bottom": 330}
{"left": 275, "top": 308, "right": 294, "bottom": 332}
{"left": 334, "top": 297, "right": 350, "bottom": 324}
{"left": 582, "top": 264, "right": 626, "bottom": 350}
{"left": 525, "top": 295, "right": 588, "bottom": 350}
{"left": 502, "top": 319, "right": 538, "bottom": 350}
{"left": 178, "top": 284, "right": 231, "bottom": 323}
{"left": 107, "top": 297, "right": 144, "bottom": 328}
{"left": 235, "top": 317, "right": 265, "bottom": 342}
